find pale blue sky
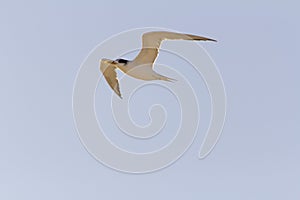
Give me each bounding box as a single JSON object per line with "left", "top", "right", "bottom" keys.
{"left": 0, "top": 0, "right": 299, "bottom": 199}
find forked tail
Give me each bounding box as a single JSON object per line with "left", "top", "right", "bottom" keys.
{"left": 157, "top": 74, "right": 177, "bottom": 82}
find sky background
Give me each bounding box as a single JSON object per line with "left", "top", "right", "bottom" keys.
{"left": 1, "top": 0, "right": 299, "bottom": 199}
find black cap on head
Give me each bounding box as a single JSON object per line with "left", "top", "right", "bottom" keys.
{"left": 115, "top": 58, "right": 128, "bottom": 64}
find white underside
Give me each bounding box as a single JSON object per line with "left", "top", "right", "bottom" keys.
{"left": 119, "top": 64, "right": 164, "bottom": 81}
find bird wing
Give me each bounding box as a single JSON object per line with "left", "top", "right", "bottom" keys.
{"left": 133, "top": 31, "right": 217, "bottom": 66}
{"left": 100, "top": 59, "right": 122, "bottom": 98}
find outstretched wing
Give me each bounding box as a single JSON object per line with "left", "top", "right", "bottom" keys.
{"left": 100, "top": 59, "right": 122, "bottom": 98}
{"left": 133, "top": 31, "right": 217, "bottom": 66}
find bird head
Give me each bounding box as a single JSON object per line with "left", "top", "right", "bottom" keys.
{"left": 101, "top": 58, "right": 116, "bottom": 64}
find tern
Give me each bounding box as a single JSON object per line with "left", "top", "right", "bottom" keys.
{"left": 100, "top": 31, "right": 216, "bottom": 98}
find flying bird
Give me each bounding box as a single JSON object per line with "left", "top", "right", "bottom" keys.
{"left": 100, "top": 31, "right": 216, "bottom": 98}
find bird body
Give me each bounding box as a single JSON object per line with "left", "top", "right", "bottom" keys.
{"left": 100, "top": 31, "right": 216, "bottom": 98}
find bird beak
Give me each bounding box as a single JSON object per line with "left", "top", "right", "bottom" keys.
{"left": 102, "top": 58, "right": 115, "bottom": 64}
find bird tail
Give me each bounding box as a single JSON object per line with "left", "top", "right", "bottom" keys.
{"left": 165, "top": 77, "right": 177, "bottom": 82}
{"left": 159, "top": 75, "right": 177, "bottom": 82}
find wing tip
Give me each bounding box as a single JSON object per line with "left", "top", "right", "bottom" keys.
{"left": 117, "top": 92, "right": 123, "bottom": 99}
{"left": 209, "top": 38, "right": 217, "bottom": 42}
{"left": 197, "top": 37, "right": 217, "bottom": 42}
